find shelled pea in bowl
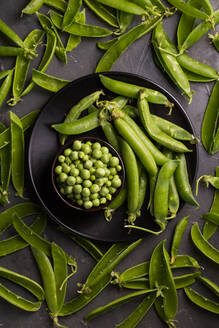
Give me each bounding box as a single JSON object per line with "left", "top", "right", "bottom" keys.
{"left": 50, "top": 72, "right": 199, "bottom": 237}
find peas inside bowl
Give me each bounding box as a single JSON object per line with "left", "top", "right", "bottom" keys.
{"left": 51, "top": 137, "right": 125, "bottom": 212}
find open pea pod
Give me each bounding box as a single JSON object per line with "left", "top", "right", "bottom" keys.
{"left": 201, "top": 81, "right": 219, "bottom": 154}
{"left": 83, "top": 0, "right": 118, "bottom": 28}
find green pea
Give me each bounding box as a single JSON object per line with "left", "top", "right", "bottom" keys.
{"left": 55, "top": 165, "right": 62, "bottom": 174}
{"left": 74, "top": 159, "right": 80, "bottom": 166}
{"left": 65, "top": 157, "right": 71, "bottom": 165}
{"left": 73, "top": 184, "right": 82, "bottom": 194}
{"left": 64, "top": 148, "right": 72, "bottom": 156}
{"left": 90, "top": 193, "right": 99, "bottom": 200}
{"left": 79, "top": 151, "right": 85, "bottom": 159}
{"left": 59, "top": 172, "right": 68, "bottom": 182}
{"left": 96, "top": 178, "right": 105, "bottom": 186}
{"left": 110, "top": 156, "right": 119, "bottom": 167}
{"left": 76, "top": 176, "right": 82, "bottom": 184}
{"left": 77, "top": 163, "right": 84, "bottom": 171}
{"left": 106, "top": 180, "right": 111, "bottom": 187}
{"left": 67, "top": 176, "right": 76, "bottom": 186}
{"left": 101, "top": 154, "right": 110, "bottom": 163}
{"left": 93, "top": 149, "right": 102, "bottom": 159}
{"left": 112, "top": 177, "right": 122, "bottom": 188}
{"left": 84, "top": 160, "right": 93, "bottom": 169}
{"left": 70, "top": 163, "right": 75, "bottom": 169}
{"left": 101, "top": 146, "right": 109, "bottom": 154}
{"left": 58, "top": 155, "right": 65, "bottom": 163}
{"left": 116, "top": 165, "right": 122, "bottom": 171}
{"left": 109, "top": 186, "right": 117, "bottom": 194}
{"left": 105, "top": 168, "right": 110, "bottom": 176}
{"left": 62, "top": 163, "right": 71, "bottom": 173}
{"left": 83, "top": 180, "right": 92, "bottom": 188}
{"left": 83, "top": 154, "right": 89, "bottom": 161}
{"left": 84, "top": 201, "right": 93, "bottom": 209}
{"left": 106, "top": 194, "right": 112, "bottom": 201}
{"left": 60, "top": 187, "right": 65, "bottom": 194}
{"left": 82, "top": 144, "right": 91, "bottom": 154}
{"left": 81, "top": 169, "right": 90, "bottom": 180}
{"left": 110, "top": 167, "right": 117, "bottom": 175}
{"left": 90, "top": 175, "right": 96, "bottom": 181}
{"left": 100, "top": 186, "right": 109, "bottom": 196}
{"left": 93, "top": 142, "right": 101, "bottom": 150}
{"left": 96, "top": 167, "right": 105, "bottom": 177}
{"left": 86, "top": 141, "right": 92, "bottom": 146}
{"left": 109, "top": 175, "right": 113, "bottom": 180}
{"left": 100, "top": 197, "right": 107, "bottom": 204}
{"left": 64, "top": 186, "right": 73, "bottom": 194}
{"left": 91, "top": 184, "right": 100, "bottom": 193}
{"left": 93, "top": 199, "right": 100, "bottom": 207}
{"left": 70, "top": 151, "right": 78, "bottom": 161}
{"left": 95, "top": 160, "right": 105, "bottom": 168}
{"left": 90, "top": 167, "right": 95, "bottom": 174}
{"left": 66, "top": 194, "right": 73, "bottom": 199}
{"left": 73, "top": 140, "right": 81, "bottom": 150}
{"left": 71, "top": 168, "right": 79, "bottom": 176}
{"left": 83, "top": 196, "right": 90, "bottom": 202}
{"left": 82, "top": 187, "right": 90, "bottom": 197}
{"left": 77, "top": 199, "right": 83, "bottom": 206}
{"left": 74, "top": 194, "right": 82, "bottom": 200}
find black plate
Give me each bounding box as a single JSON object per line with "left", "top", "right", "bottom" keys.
{"left": 28, "top": 72, "right": 198, "bottom": 242}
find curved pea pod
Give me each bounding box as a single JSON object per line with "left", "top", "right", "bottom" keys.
{"left": 116, "top": 10, "right": 133, "bottom": 35}
{"left": 198, "top": 275, "right": 219, "bottom": 298}
{"left": 32, "top": 69, "right": 70, "bottom": 92}
{"left": 44, "top": 0, "right": 67, "bottom": 12}
{"left": 22, "top": 0, "right": 44, "bottom": 14}
{"left": 96, "top": 16, "right": 162, "bottom": 73}
{"left": 85, "top": 289, "right": 157, "bottom": 323}
{"left": 100, "top": 120, "right": 120, "bottom": 152}
{"left": 119, "top": 262, "right": 150, "bottom": 283}
{"left": 174, "top": 272, "right": 201, "bottom": 289}
{"left": 10, "top": 112, "right": 25, "bottom": 198}
{"left": 166, "top": 0, "right": 209, "bottom": 21}
{"left": 121, "top": 105, "right": 138, "bottom": 119}
{"left": 191, "top": 222, "right": 219, "bottom": 264}
{"left": 171, "top": 254, "right": 200, "bottom": 269}
{"left": 83, "top": 0, "right": 118, "bottom": 28}
{"left": 99, "top": 74, "right": 173, "bottom": 109}
{"left": 0, "top": 69, "right": 13, "bottom": 108}
{"left": 196, "top": 174, "right": 219, "bottom": 195}
{"left": 184, "top": 287, "right": 219, "bottom": 314}
{"left": 50, "top": 10, "right": 112, "bottom": 37}
{"left": 0, "top": 283, "right": 42, "bottom": 312}
{"left": 170, "top": 216, "right": 189, "bottom": 264}
{"left": 119, "top": 137, "right": 139, "bottom": 225}
{"left": 174, "top": 152, "right": 199, "bottom": 207}
{"left": 201, "top": 81, "right": 219, "bottom": 154}
{"left": 138, "top": 90, "right": 191, "bottom": 152}
{"left": 0, "top": 266, "right": 45, "bottom": 301}
{"left": 203, "top": 212, "right": 219, "bottom": 227}
{"left": 183, "top": 68, "right": 217, "bottom": 83}
{"left": 66, "top": 9, "right": 85, "bottom": 52}
{"left": 95, "top": 0, "right": 147, "bottom": 15}
{"left": 60, "top": 90, "right": 104, "bottom": 145}
{"left": 104, "top": 185, "right": 127, "bottom": 222}
{"left": 52, "top": 110, "right": 100, "bottom": 135}
{"left": 62, "top": 0, "right": 82, "bottom": 29}
{"left": 0, "top": 18, "right": 25, "bottom": 48}
{"left": 0, "top": 70, "right": 12, "bottom": 80}
{"left": 97, "top": 37, "right": 118, "bottom": 50}
{"left": 149, "top": 240, "right": 178, "bottom": 326}
{"left": 154, "top": 160, "right": 179, "bottom": 232}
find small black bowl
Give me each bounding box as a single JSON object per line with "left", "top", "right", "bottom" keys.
{"left": 51, "top": 136, "right": 125, "bottom": 212}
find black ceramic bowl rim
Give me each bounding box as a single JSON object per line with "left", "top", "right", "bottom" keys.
{"left": 51, "top": 136, "right": 125, "bottom": 212}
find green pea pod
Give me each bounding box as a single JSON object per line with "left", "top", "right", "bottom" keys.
{"left": 100, "top": 120, "right": 120, "bottom": 152}
{"left": 184, "top": 287, "right": 219, "bottom": 314}
{"left": 22, "top": 0, "right": 44, "bottom": 14}
{"left": 51, "top": 242, "right": 68, "bottom": 313}
{"left": 10, "top": 112, "right": 25, "bottom": 198}
{"left": 120, "top": 262, "right": 150, "bottom": 283}
{"left": 166, "top": 0, "right": 209, "bottom": 21}
{"left": 119, "top": 279, "right": 149, "bottom": 290}
{"left": 0, "top": 283, "right": 42, "bottom": 312}
{"left": 136, "top": 167, "right": 148, "bottom": 216}
{"left": 0, "top": 70, "right": 12, "bottom": 80}
{"left": 0, "top": 202, "right": 40, "bottom": 235}
{"left": 85, "top": 289, "right": 156, "bottom": 322}
{"left": 60, "top": 90, "right": 104, "bottom": 145}
{"left": 0, "top": 18, "right": 24, "bottom": 48}
{"left": 201, "top": 81, "right": 219, "bottom": 154}
{"left": 183, "top": 67, "right": 217, "bottom": 82}
{"left": 191, "top": 222, "right": 219, "bottom": 264}
{"left": 170, "top": 216, "right": 189, "bottom": 264}
{"left": 174, "top": 152, "right": 199, "bottom": 207}
{"left": 209, "top": 32, "right": 219, "bottom": 52}
{"left": 50, "top": 10, "right": 112, "bottom": 37}
{"left": 0, "top": 110, "right": 39, "bottom": 150}
{"left": 200, "top": 0, "right": 214, "bottom": 17}
{"left": 44, "top": 0, "right": 67, "bottom": 12}
{"left": 149, "top": 240, "right": 178, "bottom": 326}
{"left": 196, "top": 174, "right": 219, "bottom": 194}
{"left": 32, "top": 69, "right": 70, "bottom": 92}
{"left": 174, "top": 272, "right": 201, "bottom": 289}
{"left": 95, "top": 0, "right": 146, "bottom": 15}
{"left": 177, "top": 0, "right": 202, "bottom": 48}
{"left": 97, "top": 38, "right": 118, "bottom": 50}
{"left": 104, "top": 185, "right": 127, "bottom": 222}
{"left": 116, "top": 10, "right": 133, "bottom": 35}
{"left": 138, "top": 90, "right": 191, "bottom": 152}
{"left": 179, "top": 9, "right": 219, "bottom": 53}
{"left": 133, "top": 0, "right": 162, "bottom": 16}
{"left": 121, "top": 105, "right": 138, "bottom": 118}
{"left": 9, "top": 29, "right": 44, "bottom": 106}
{"left": 99, "top": 74, "right": 173, "bottom": 108}
{"left": 198, "top": 275, "right": 219, "bottom": 298}
{"left": 84, "top": 0, "right": 118, "bottom": 28}
{"left": 115, "top": 291, "right": 157, "bottom": 328}
{"left": 66, "top": 9, "right": 85, "bottom": 52}
{"left": 62, "top": 0, "right": 82, "bottom": 28}
{"left": 0, "top": 46, "right": 24, "bottom": 56}
{"left": 52, "top": 110, "right": 100, "bottom": 135}
{"left": 0, "top": 123, "right": 11, "bottom": 205}
{"left": 0, "top": 266, "right": 45, "bottom": 301}
{"left": 21, "top": 29, "right": 57, "bottom": 97}
{"left": 0, "top": 69, "right": 13, "bottom": 108}
{"left": 31, "top": 247, "right": 58, "bottom": 314}
{"left": 0, "top": 212, "right": 47, "bottom": 256}
{"left": 96, "top": 16, "right": 162, "bottom": 72}
{"left": 119, "top": 137, "right": 139, "bottom": 224}
{"left": 171, "top": 254, "right": 200, "bottom": 269}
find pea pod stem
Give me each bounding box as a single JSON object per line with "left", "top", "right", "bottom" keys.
{"left": 170, "top": 216, "right": 189, "bottom": 264}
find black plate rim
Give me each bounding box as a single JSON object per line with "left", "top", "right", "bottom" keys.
{"left": 28, "top": 71, "right": 199, "bottom": 242}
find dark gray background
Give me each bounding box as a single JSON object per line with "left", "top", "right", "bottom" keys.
{"left": 0, "top": 0, "right": 219, "bottom": 327}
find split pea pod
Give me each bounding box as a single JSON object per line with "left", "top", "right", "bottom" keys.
{"left": 10, "top": 112, "right": 25, "bottom": 198}
{"left": 0, "top": 69, "right": 13, "bottom": 108}
{"left": 153, "top": 160, "right": 179, "bottom": 231}
{"left": 95, "top": 0, "right": 147, "bottom": 15}
{"left": 84, "top": 0, "right": 118, "bottom": 28}
{"left": 170, "top": 216, "right": 189, "bottom": 263}
{"left": 138, "top": 89, "right": 191, "bottom": 152}
{"left": 52, "top": 110, "right": 100, "bottom": 135}
{"left": 22, "top": 0, "right": 44, "bottom": 14}
{"left": 113, "top": 116, "right": 158, "bottom": 176}
{"left": 32, "top": 69, "right": 70, "bottom": 92}
{"left": 99, "top": 74, "right": 173, "bottom": 109}
{"left": 62, "top": 0, "right": 82, "bottom": 29}
{"left": 60, "top": 90, "right": 103, "bottom": 145}
{"left": 197, "top": 275, "right": 219, "bottom": 298}
{"left": 96, "top": 16, "right": 162, "bottom": 72}
{"left": 184, "top": 287, "right": 219, "bottom": 314}
{"left": 119, "top": 137, "right": 139, "bottom": 224}
{"left": 174, "top": 152, "right": 199, "bottom": 206}
{"left": 44, "top": 0, "right": 67, "bottom": 12}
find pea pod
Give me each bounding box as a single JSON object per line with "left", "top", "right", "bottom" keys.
{"left": 0, "top": 46, "right": 24, "bottom": 56}
{"left": 95, "top": 0, "right": 146, "bottom": 15}
{"left": 166, "top": 0, "right": 209, "bottom": 21}
{"left": 183, "top": 68, "right": 217, "bottom": 82}
{"left": 22, "top": 0, "right": 44, "bottom": 14}
{"left": 174, "top": 272, "right": 201, "bottom": 289}
{"left": 97, "top": 38, "right": 118, "bottom": 50}
{"left": 0, "top": 266, "right": 45, "bottom": 301}
{"left": 60, "top": 90, "right": 103, "bottom": 145}
{"left": 184, "top": 287, "right": 219, "bottom": 314}
{"left": 104, "top": 185, "right": 127, "bottom": 222}
{"left": 149, "top": 240, "right": 178, "bottom": 326}
{"left": 0, "top": 125, "right": 10, "bottom": 205}
{"left": 136, "top": 167, "right": 148, "bottom": 217}
{"left": 171, "top": 254, "right": 200, "bottom": 269}
{"left": 209, "top": 32, "right": 219, "bottom": 52}
{"left": 191, "top": 222, "right": 219, "bottom": 264}
{"left": 50, "top": 10, "right": 112, "bottom": 37}
{"left": 119, "top": 262, "right": 149, "bottom": 283}
{"left": 10, "top": 112, "right": 25, "bottom": 198}
{"left": 0, "top": 70, "right": 12, "bottom": 80}
{"left": 62, "top": 0, "right": 82, "bottom": 29}
{"left": 170, "top": 216, "right": 189, "bottom": 263}
{"left": 66, "top": 9, "right": 85, "bottom": 52}
{"left": 198, "top": 275, "right": 219, "bottom": 298}
{"left": 83, "top": 0, "right": 118, "bottom": 28}
{"left": 96, "top": 16, "right": 162, "bottom": 72}
{"left": 32, "top": 69, "right": 70, "bottom": 92}
{"left": 116, "top": 10, "right": 133, "bottom": 35}
{"left": 0, "top": 18, "right": 25, "bottom": 48}
{"left": 44, "top": 0, "right": 67, "bottom": 12}
{"left": 0, "top": 69, "right": 13, "bottom": 108}
{"left": 196, "top": 174, "right": 219, "bottom": 195}
{"left": 100, "top": 120, "right": 120, "bottom": 152}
